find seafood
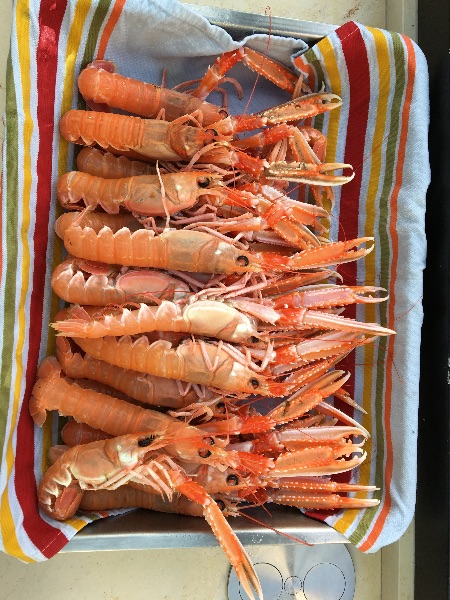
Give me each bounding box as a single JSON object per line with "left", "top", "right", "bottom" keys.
{"left": 196, "top": 370, "right": 360, "bottom": 437}
{"left": 56, "top": 337, "right": 208, "bottom": 408}
{"left": 30, "top": 355, "right": 275, "bottom": 452}
{"left": 192, "top": 46, "right": 302, "bottom": 99}
{"left": 69, "top": 336, "right": 278, "bottom": 396}
{"left": 57, "top": 170, "right": 222, "bottom": 216}
{"left": 52, "top": 301, "right": 262, "bottom": 343}
{"left": 51, "top": 257, "right": 191, "bottom": 306}
{"left": 63, "top": 125, "right": 352, "bottom": 191}
{"left": 38, "top": 433, "right": 263, "bottom": 599}
{"left": 50, "top": 445, "right": 264, "bottom": 495}
{"left": 59, "top": 88, "right": 341, "bottom": 164}
{"left": 239, "top": 478, "right": 379, "bottom": 511}
{"left": 77, "top": 147, "right": 156, "bottom": 178}
{"left": 57, "top": 155, "right": 340, "bottom": 254}
{"left": 55, "top": 212, "right": 374, "bottom": 275}
{"left": 52, "top": 281, "right": 394, "bottom": 340}
{"left": 210, "top": 91, "right": 342, "bottom": 136}
{"left": 60, "top": 110, "right": 220, "bottom": 162}
{"left": 30, "top": 356, "right": 228, "bottom": 463}
{"left": 30, "top": 48, "right": 393, "bottom": 589}
{"left": 78, "top": 62, "right": 228, "bottom": 125}
{"left": 77, "top": 48, "right": 302, "bottom": 123}
{"left": 79, "top": 479, "right": 378, "bottom": 514}
{"left": 57, "top": 169, "right": 336, "bottom": 252}
{"left": 54, "top": 421, "right": 376, "bottom": 510}
{"left": 76, "top": 59, "right": 340, "bottom": 128}
{"left": 228, "top": 286, "right": 394, "bottom": 336}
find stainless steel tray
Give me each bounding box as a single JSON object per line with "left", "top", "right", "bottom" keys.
{"left": 63, "top": 507, "right": 347, "bottom": 552}
{"left": 64, "top": 7, "right": 342, "bottom": 553}
{"left": 183, "top": 4, "right": 338, "bottom": 43}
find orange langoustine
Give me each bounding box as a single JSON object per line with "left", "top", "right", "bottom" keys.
{"left": 30, "top": 47, "right": 392, "bottom": 600}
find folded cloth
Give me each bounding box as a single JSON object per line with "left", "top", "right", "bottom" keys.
{"left": 0, "top": 0, "right": 428, "bottom": 561}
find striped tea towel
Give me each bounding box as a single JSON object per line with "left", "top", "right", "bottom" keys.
{"left": 294, "top": 22, "right": 429, "bottom": 551}
{"left": 0, "top": 0, "right": 429, "bottom": 561}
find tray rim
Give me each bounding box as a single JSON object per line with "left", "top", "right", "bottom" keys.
{"left": 183, "top": 3, "right": 338, "bottom": 43}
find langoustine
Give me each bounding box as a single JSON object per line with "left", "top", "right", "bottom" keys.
{"left": 39, "top": 432, "right": 264, "bottom": 600}
{"left": 77, "top": 50, "right": 303, "bottom": 121}
{"left": 51, "top": 257, "right": 192, "bottom": 305}
{"left": 57, "top": 165, "right": 333, "bottom": 251}
{"left": 56, "top": 337, "right": 211, "bottom": 409}
{"left": 30, "top": 48, "right": 394, "bottom": 600}
{"left": 60, "top": 91, "right": 341, "bottom": 160}
{"left": 51, "top": 284, "right": 394, "bottom": 340}
{"left": 55, "top": 211, "right": 374, "bottom": 275}
{"left": 57, "top": 170, "right": 223, "bottom": 216}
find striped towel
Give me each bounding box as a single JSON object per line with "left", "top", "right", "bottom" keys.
{"left": 0, "top": 0, "right": 429, "bottom": 561}
{"left": 294, "top": 23, "right": 429, "bottom": 551}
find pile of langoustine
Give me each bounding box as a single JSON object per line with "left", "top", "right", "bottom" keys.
{"left": 30, "top": 48, "right": 394, "bottom": 599}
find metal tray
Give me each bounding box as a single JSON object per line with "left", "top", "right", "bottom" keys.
{"left": 183, "top": 4, "right": 338, "bottom": 43}
{"left": 63, "top": 507, "right": 346, "bottom": 552}
{"left": 64, "top": 7, "right": 344, "bottom": 553}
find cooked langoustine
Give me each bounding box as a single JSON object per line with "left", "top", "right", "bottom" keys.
{"left": 77, "top": 147, "right": 156, "bottom": 178}
{"left": 58, "top": 168, "right": 329, "bottom": 249}
{"left": 52, "top": 282, "right": 394, "bottom": 339}
{"left": 49, "top": 445, "right": 264, "bottom": 495}
{"left": 72, "top": 149, "right": 332, "bottom": 247}
{"left": 78, "top": 478, "right": 379, "bottom": 515}
{"left": 77, "top": 49, "right": 302, "bottom": 123}
{"left": 29, "top": 48, "right": 393, "bottom": 600}
{"left": 57, "top": 170, "right": 222, "bottom": 216}
{"left": 51, "top": 254, "right": 338, "bottom": 308}
{"left": 53, "top": 300, "right": 262, "bottom": 343}
{"left": 56, "top": 336, "right": 210, "bottom": 409}
{"left": 59, "top": 88, "right": 344, "bottom": 176}
{"left": 60, "top": 110, "right": 219, "bottom": 162}
{"left": 55, "top": 212, "right": 374, "bottom": 275}
{"left": 31, "top": 356, "right": 277, "bottom": 470}
{"left": 78, "top": 62, "right": 228, "bottom": 125}
{"left": 51, "top": 257, "right": 191, "bottom": 305}
{"left": 69, "top": 335, "right": 279, "bottom": 396}
{"left": 30, "top": 356, "right": 222, "bottom": 462}
{"left": 74, "top": 61, "right": 340, "bottom": 134}
{"left": 195, "top": 369, "right": 368, "bottom": 438}
{"left": 57, "top": 168, "right": 334, "bottom": 252}
{"left": 38, "top": 432, "right": 265, "bottom": 600}
{"left": 52, "top": 325, "right": 375, "bottom": 403}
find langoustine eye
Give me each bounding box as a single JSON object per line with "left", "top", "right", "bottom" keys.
{"left": 197, "top": 176, "right": 211, "bottom": 188}
{"left": 138, "top": 435, "right": 156, "bottom": 447}
{"left": 198, "top": 436, "right": 215, "bottom": 458}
